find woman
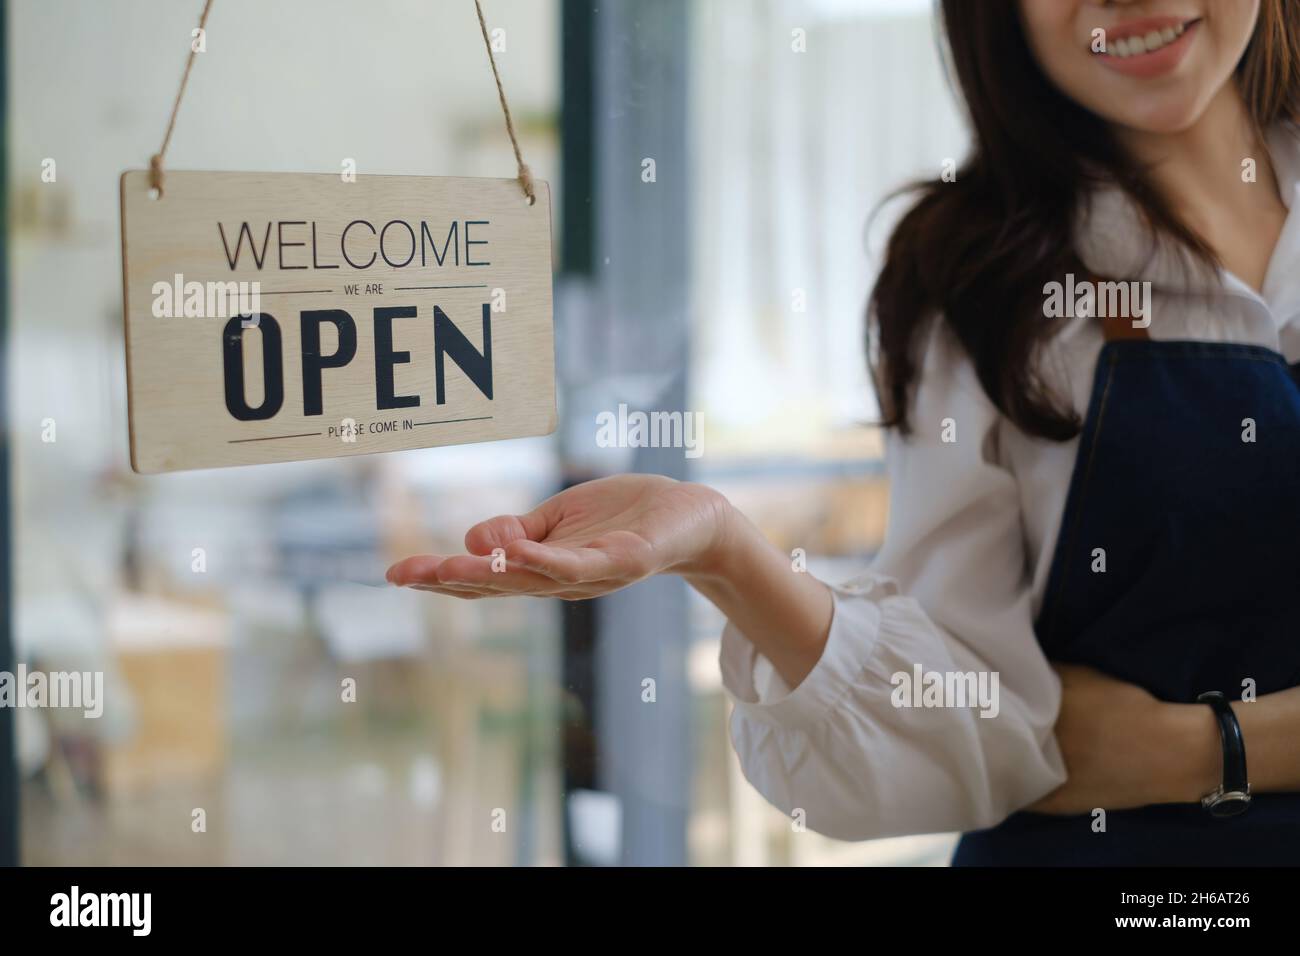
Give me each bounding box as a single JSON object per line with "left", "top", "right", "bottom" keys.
{"left": 389, "top": 0, "right": 1300, "bottom": 865}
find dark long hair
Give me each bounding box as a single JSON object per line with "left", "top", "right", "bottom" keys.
{"left": 870, "top": 0, "right": 1300, "bottom": 440}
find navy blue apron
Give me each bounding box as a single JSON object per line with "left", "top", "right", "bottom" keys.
{"left": 953, "top": 325, "right": 1300, "bottom": 865}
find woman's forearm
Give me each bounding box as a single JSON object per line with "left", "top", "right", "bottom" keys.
{"left": 680, "top": 503, "right": 833, "bottom": 689}
{"left": 683, "top": 503, "right": 1300, "bottom": 806}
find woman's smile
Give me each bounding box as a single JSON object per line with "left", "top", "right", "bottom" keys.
{"left": 1095, "top": 16, "right": 1202, "bottom": 78}
{"left": 1021, "top": 1, "right": 1260, "bottom": 136}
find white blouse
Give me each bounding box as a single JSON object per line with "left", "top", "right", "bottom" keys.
{"left": 718, "top": 124, "right": 1300, "bottom": 841}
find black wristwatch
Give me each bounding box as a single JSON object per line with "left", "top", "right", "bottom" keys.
{"left": 1196, "top": 691, "right": 1251, "bottom": 818}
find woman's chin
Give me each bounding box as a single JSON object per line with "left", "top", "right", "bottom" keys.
{"left": 1108, "top": 98, "right": 1211, "bottom": 137}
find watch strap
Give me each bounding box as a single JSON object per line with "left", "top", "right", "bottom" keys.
{"left": 1196, "top": 690, "right": 1249, "bottom": 812}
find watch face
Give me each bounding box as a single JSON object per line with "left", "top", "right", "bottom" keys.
{"left": 1209, "top": 794, "right": 1251, "bottom": 818}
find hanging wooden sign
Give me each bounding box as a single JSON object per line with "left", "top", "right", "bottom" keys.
{"left": 120, "top": 171, "right": 555, "bottom": 473}
{"left": 121, "top": 0, "right": 555, "bottom": 473}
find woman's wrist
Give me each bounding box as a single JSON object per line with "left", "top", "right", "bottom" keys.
{"left": 672, "top": 485, "right": 749, "bottom": 583}
{"left": 676, "top": 495, "right": 833, "bottom": 687}
{"left": 1156, "top": 701, "right": 1222, "bottom": 805}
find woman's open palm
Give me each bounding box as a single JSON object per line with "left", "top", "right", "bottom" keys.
{"left": 386, "top": 474, "right": 729, "bottom": 600}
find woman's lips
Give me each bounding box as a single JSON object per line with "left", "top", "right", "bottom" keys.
{"left": 1094, "top": 17, "right": 1201, "bottom": 79}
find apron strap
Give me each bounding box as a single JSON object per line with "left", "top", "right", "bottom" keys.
{"left": 1100, "top": 314, "right": 1150, "bottom": 342}
{"left": 1087, "top": 273, "right": 1151, "bottom": 342}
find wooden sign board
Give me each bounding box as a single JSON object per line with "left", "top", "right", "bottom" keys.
{"left": 120, "top": 170, "right": 556, "bottom": 473}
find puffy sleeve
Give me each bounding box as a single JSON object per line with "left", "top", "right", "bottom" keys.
{"left": 718, "top": 325, "right": 1067, "bottom": 840}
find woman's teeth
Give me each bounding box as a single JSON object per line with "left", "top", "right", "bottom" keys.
{"left": 1110, "top": 22, "right": 1186, "bottom": 58}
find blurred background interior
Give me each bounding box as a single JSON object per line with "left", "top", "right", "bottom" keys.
{"left": 2, "top": 0, "right": 967, "bottom": 865}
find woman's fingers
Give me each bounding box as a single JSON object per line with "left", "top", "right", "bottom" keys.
{"left": 386, "top": 554, "right": 451, "bottom": 586}
{"left": 408, "top": 581, "right": 599, "bottom": 602}
{"left": 407, "top": 582, "right": 489, "bottom": 599}
{"left": 504, "top": 539, "right": 622, "bottom": 585}
{"left": 433, "top": 553, "right": 576, "bottom": 594}
{"left": 389, "top": 510, "right": 645, "bottom": 597}
{"left": 464, "top": 504, "right": 556, "bottom": 556}
{"left": 387, "top": 550, "right": 599, "bottom": 596}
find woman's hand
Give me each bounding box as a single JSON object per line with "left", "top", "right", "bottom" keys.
{"left": 386, "top": 474, "right": 734, "bottom": 600}
{"left": 1028, "top": 664, "right": 1219, "bottom": 815}
{"left": 387, "top": 473, "right": 834, "bottom": 686}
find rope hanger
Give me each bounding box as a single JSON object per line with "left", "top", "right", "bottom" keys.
{"left": 148, "top": 0, "right": 536, "bottom": 205}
